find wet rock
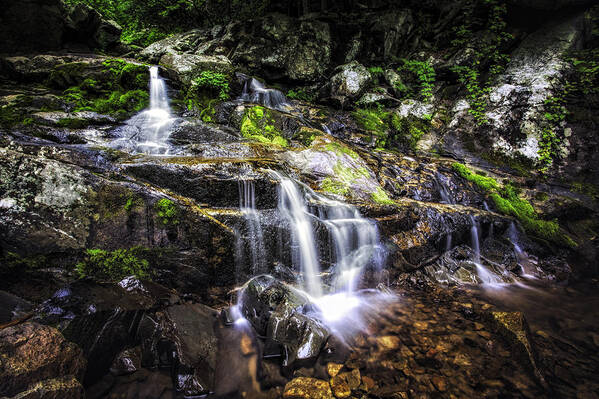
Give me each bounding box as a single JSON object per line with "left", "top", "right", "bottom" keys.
{"left": 0, "top": 291, "right": 32, "bottom": 324}
{"left": 485, "top": 311, "right": 546, "bottom": 386}
{"left": 168, "top": 119, "right": 240, "bottom": 145}
{"left": 240, "top": 276, "right": 330, "bottom": 368}
{"left": 283, "top": 377, "right": 333, "bottom": 399}
{"left": 31, "top": 111, "right": 116, "bottom": 127}
{"left": 159, "top": 53, "right": 234, "bottom": 85}
{"left": 138, "top": 303, "right": 218, "bottom": 396}
{"left": 0, "top": 322, "right": 86, "bottom": 397}
{"left": 326, "top": 363, "right": 343, "bottom": 378}
{"left": 66, "top": 3, "right": 122, "bottom": 51}
{"left": 110, "top": 347, "right": 141, "bottom": 376}
{"left": 328, "top": 62, "right": 371, "bottom": 106}
{"left": 35, "top": 279, "right": 175, "bottom": 385}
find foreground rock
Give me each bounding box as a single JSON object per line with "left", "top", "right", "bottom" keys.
{"left": 0, "top": 322, "right": 86, "bottom": 398}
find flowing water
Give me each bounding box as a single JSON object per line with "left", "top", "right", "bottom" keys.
{"left": 235, "top": 178, "right": 267, "bottom": 276}
{"left": 239, "top": 74, "right": 289, "bottom": 110}
{"left": 509, "top": 222, "right": 538, "bottom": 278}
{"left": 470, "top": 215, "right": 502, "bottom": 284}
{"left": 112, "top": 66, "right": 176, "bottom": 154}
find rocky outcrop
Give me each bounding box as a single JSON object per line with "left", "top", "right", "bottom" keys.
{"left": 327, "top": 62, "right": 372, "bottom": 106}
{"left": 160, "top": 53, "right": 234, "bottom": 85}
{"left": 0, "top": 322, "right": 86, "bottom": 398}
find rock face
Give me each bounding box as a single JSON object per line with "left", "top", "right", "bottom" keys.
{"left": 141, "top": 13, "right": 331, "bottom": 82}
{"left": 0, "top": 0, "right": 66, "bottom": 54}
{"left": 283, "top": 377, "right": 333, "bottom": 399}
{"left": 160, "top": 53, "right": 234, "bottom": 85}
{"left": 0, "top": 322, "right": 86, "bottom": 398}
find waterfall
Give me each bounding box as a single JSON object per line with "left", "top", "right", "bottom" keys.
{"left": 508, "top": 222, "right": 537, "bottom": 277}
{"left": 238, "top": 74, "right": 288, "bottom": 110}
{"left": 271, "top": 172, "right": 383, "bottom": 298}
{"left": 112, "top": 66, "right": 175, "bottom": 154}
{"left": 235, "top": 179, "right": 267, "bottom": 276}
{"left": 470, "top": 216, "right": 500, "bottom": 284}
{"left": 436, "top": 173, "right": 454, "bottom": 252}
{"left": 275, "top": 174, "right": 323, "bottom": 298}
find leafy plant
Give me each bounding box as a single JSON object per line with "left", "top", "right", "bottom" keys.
{"left": 397, "top": 60, "right": 436, "bottom": 101}
{"left": 286, "top": 88, "right": 316, "bottom": 103}
{"left": 452, "top": 162, "right": 576, "bottom": 247}
{"left": 192, "top": 71, "right": 230, "bottom": 101}
{"left": 154, "top": 198, "right": 179, "bottom": 226}
{"left": 75, "top": 248, "right": 150, "bottom": 281}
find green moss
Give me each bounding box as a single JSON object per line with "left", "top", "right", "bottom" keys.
{"left": 323, "top": 142, "right": 359, "bottom": 159}
{"left": 57, "top": 117, "right": 89, "bottom": 129}
{"left": 286, "top": 88, "right": 316, "bottom": 102}
{"left": 371, "top": 187, "right": 395, "bottom": 205}
{"left": 52, "top": 59, "right": 150, "bottom": 120}
{"left": 0, "top": 252, "right": 47, "bottom": 275}
{"left": 154, "top": 198, "right": 179, "bottom": 226}
{"left": 75, "top": 247, "right": 150, "bottom": 281}
{"left": 452, "top": 162, "right": 575, "bottom": 248}
{"left": 241, "top": 106, "right": 288, "bottom": 147}
{"left": 321, "top": 177, "right": 349, "bottom": 196}
{"left": 191, "top": 70, "right": 230, "bottom": 101}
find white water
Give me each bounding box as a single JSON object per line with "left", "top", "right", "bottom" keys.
{"left": 470, "top": 216, "right": 502, "bottom": 284}
{"left": 112, "top": 66, "right": 175, "bottom": 154}
{"left": 508, "top": 222, "right": 538, "bottom": 278}
{"left": 272, "top": 172, "right": 384, "bottom": 301}
{"left": 239, "top": 75, "right": 289, "bottom": 110}
{"left": 235, "top": 178, "right": 267, "bottom": 276}
{"left": 436, "top": 173, "right": 454, "bottom": 252}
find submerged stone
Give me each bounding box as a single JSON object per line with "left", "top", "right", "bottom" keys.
{"left": 283, "top": 377, "right": 333, "bottom": 399}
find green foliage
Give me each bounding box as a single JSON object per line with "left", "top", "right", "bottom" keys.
{"left": 452, "top": 162, "right": 575, "bottom": 247}
{"left": 286, "top": 88, "right": 316, "bottom": 103}
{"left": 397, "top": 60, "right": 436, "bottom": 101}
{"left": 368, "top": 66, "right": 385, "bottom": 85}
{"left": 323, "top": 142, "right": 359, "bottom": 159}
{"left": 0, "top": 252, "right": 47, "bottom": 275}
{"left": 154, "top": 198, "right": 179, "bottom": 226}
{"left": 75, "top": 248, "right": 150, "bottom": 281}
{"left": 353, "top": 105, "right": 431, "bottom": 150}
{"left": 192, "top": 71, "right": 230, "bottom": 101}
{"left": 449, "top": 0, "right": 513, "bottom": 125}
{"left": 62, "top": 0, "right": 272, "bottom": 46}
{"left": 240, "top": 106, "right": 287, "bottom": 147}
{"left": 538, "top": 95, "right": 568, "bottom": 173}
{"left": 55, "top": 59, "right": 150, "bottom": 119}
{"left": 320, "top": 161, "right": 370, "bottom": 196}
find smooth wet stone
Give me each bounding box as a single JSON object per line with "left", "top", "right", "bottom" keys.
{"left": 329, "top": 374, "right": 351, "bottom": 398}
{"left": 283, "top": 377, "right": 333, "bottom": 399}
{"left": 376, "top": 335, "right": 400, "bottom": 351}
{"left": 326, "top": 363, "right": 343, "bottom": 378}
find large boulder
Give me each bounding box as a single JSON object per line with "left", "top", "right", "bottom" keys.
{"left": 159, "top": 53, "right": 234, "bottom": 85}
{"left": 0, "top": 322, "right": 86, "bottom": 398}
{"left": 328, "top": 62, "right": 372, "bottom": 106}
{"left": 450, "top": 13, "right": 585, "bottom": 168}
{"left": 66, "top": 3, "right": 122, "bottom": 51}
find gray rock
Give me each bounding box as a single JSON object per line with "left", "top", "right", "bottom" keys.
{"left": 159, "top": 53, "right": 234, "bottom": 85}
{"left": 329, "top": 61, "right": 372, "bottom": 106}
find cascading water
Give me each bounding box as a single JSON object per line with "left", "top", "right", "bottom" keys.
{"left": 509, "top": 222, "right": 537, "bottom": 277}
{"left": 436, "top": 173, "right": 454, "bottom": 252}
{"left": 239, "top": 74, "right": 289, "bottom": 110}
{"left": 470, "top": 215, "right": 501, "bottom": 284}
{"left": 235, "top": 177, "right": 267, "bottom": 276}
{"left": 112, "top": 66, "right": 175, "bottom": 154}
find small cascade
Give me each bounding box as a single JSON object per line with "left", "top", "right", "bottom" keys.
{"left": 470, "top": 216, "right": 501, "bottom": 284}
{"left": 270, "top": 171, "right": 384, "bottom": 299}
{"left": 239, "top": 74, "right": 289, "bottom": 110}
{"left": 112, "top": 66, "right": 175, "bottom": 154}
{"left": 235, "top": 178, "right": 267, "bottom": 276}
{"left": 436, "top": 173, "right": 454, "bottom": 252}
{"left": 508, "top": 222, "right": 537, "bottom": 277}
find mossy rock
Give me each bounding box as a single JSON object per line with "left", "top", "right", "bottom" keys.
{"left": 241, "top": 106, "right": 288, "bottom": 147}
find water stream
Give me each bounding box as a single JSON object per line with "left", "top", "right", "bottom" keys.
{"left": 112, "top": 66, "right": 176, "bottom": 154}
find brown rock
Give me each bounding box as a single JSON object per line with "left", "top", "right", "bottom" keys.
{"left": 326, "top": 363, "right": 343, "bottom": 378}
{"left": 329, "top": 375, "right": 351, "bottom": 398}
{"left": 431, "top": 376, "right": 447, "bottom": 392}
{"left": 376, "top": 335, "right": 400, "bottom": 351}
{"left": 361, "top": 375, "right": 375, "bottom": 391}
{"left": 0, "top": 322, "right": 86, "bottom": 397}
{"left": 283, "top": 377, "right": 333, "bottom": 399}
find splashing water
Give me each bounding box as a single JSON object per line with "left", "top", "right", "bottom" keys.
{"left": 508, "top": 222, "right": 537, "bottom": 278}
{"left": 470, "top": 216, "right": 502, "bottom": 285}
{"left": 235, "top": 177, "right": 267, "bottom": 276}
{"left": 112, "top": 66, "right": 176, "bottom": 154}
{"left": 239, "top": 74, "right": 289, "bottom": 110}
